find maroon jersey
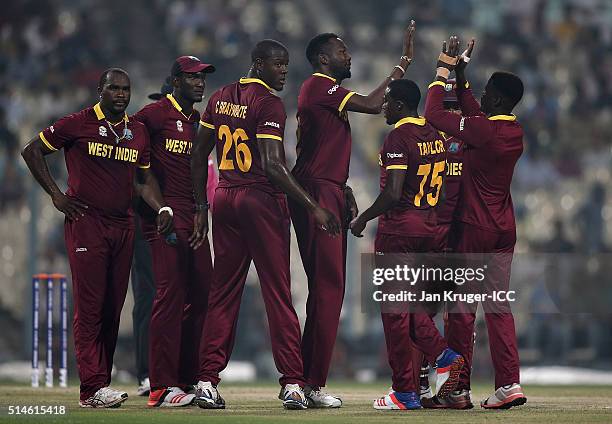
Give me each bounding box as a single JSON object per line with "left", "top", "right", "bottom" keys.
{"left": 39, "top": 103, "right": 150, "bottom": 228}
{"left": 424, "top": 82, "right": 523, "bottom": 232}
{"left": 377, "top": 117, "right": 446, "bottom": 236}
{"left": 132, "top": 94, "right": 200, "bottom": 230}
{"left": 200, "top": 78, "right": 285, "bottom": 194}
{"left": 436, "top": 134, "right": 463, "bottom": 225}
{"left": 292, "top": 73, "right": 356, "bottom": 185}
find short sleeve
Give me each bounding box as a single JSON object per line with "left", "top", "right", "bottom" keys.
{"left": 199, "top": 92, "right": 218, "bottom": 130}
{"left": 132, "top": 103, "right": 161, "bottom": 135}
{"left": 382, "top": 130, "right": 409, "bottom": 170}
{"left": 255, "top": 96, "right": 286, "bottom": 142}
{"left": 316, "top": 81, "right": 356, "bottom": 113}
{"left": 39, "top": 114, "right": 82, "bottom": 151}
{"left": 138, "top": 128, "right": 151, "bottom": 169}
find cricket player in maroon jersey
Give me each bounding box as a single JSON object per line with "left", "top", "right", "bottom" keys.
{"left": 424, "top": 37, "right": 527, "bottom": 409}
{"left": 288, "top": 22, "right": 416, "bottom": 408}
{"left": 419, "top": 79, "right": 475, "bottom": 409}
{"left": 21, "top": 69, "right": 173, "bottom": 408}
{"left": 349, "top": 79, "right": 465, "bottom": 410}
{"left": 132, "top": 56, "right": 216, "bottom": 407}
{"left": 190, "top": 39, "right": 340, "bottom": 410}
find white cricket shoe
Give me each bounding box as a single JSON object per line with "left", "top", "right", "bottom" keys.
{"left": 137, "top": 377, "right": 150, "bottom": 396}
{"left": 148, "top": 386, "right": 194, "bottom": 407}
{"left": 305, "top": 385, "right": 342, "bottom": 408}
{"left": 481, "top": 383, "right": 527, "bottom": 409}
{"left": 194, "top": 380, "right": 225, "bottom": 409}
{"left": 279, "top": 384, "right": 308, "bottom": 410}
{"left": 79, "top": 387, "right": 128, "bottom": 408}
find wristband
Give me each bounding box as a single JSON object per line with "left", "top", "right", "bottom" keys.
{"left": 394, "top": 64, "right": 406, "bottom": 75}
{"left": 460, "top": 54, "right": 471, "bottom": 63}
{"left": 438, "top": 52, "right": 459, "bottom": 67}
{"left": 436, "top": 67, "right": 451, "bottom": 79}
{"left": 158, "top": 206, "right": 173, "bottom": 217}
{"left": 400, "top": 55, "right": 412, "bottom": 64}
{"left": 195, "top": 201, "right": 210, "bottom": 211}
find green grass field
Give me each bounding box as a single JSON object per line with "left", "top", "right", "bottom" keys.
{"left": 1, "top": 382, "right": 612, "bottom": 423}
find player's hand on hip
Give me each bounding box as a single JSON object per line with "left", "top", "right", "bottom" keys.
{"left": 189, "top": 210, "right": 209, "bottom": 249}
{"left": 51, "top": 192, "right": 88, "bottom": 221}
{"left": 314, "top": 207, "right": 340, "bottom": 236}
{"left": 156, "top": 211, "right": 174, "bottom": 236}
{"left": 349, "top": 215, "right": 366, "bottom": 238}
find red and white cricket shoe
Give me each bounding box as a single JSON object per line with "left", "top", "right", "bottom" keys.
{"left": 481, "top": 383, "right": 527, "bottom": 409}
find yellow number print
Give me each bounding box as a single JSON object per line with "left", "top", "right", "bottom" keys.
{"left": 414, "top": 160, "right": 445, "bottom": 207}
{"left": 218, "top": 125, "right": 252, "bottom": 172}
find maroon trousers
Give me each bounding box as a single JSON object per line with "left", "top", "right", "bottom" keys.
{"left": 64, "top": 214, "right": 134, "bottom": 400}
{"left": 288, "top": 181, "right": 346, "bottom": 388}
{"left": 198, "top": 187, "right": 304, "bottom": 386}
{"left": 145, "top": 228, "right": 212, "bottom": 389}
{"left": 447, "top": 221, "right": 520, "bottom": 389}
{"left": 375, "top": 233, "right": 448, "bottom": 392}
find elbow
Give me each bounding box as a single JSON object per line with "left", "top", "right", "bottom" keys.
{"left": 21, "top": 143, "right": 35, "bottom": 163}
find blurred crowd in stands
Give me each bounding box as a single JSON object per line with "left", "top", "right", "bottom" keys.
{"left": 1, "top": 0, "right": 611, "bottom": 375}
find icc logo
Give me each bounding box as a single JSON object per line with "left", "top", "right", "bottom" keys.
{"left": 176, "top": 120, "right": 183, "bottom": 132}
{"left": 99, "top": 126, "right": 107, "bottom": 137}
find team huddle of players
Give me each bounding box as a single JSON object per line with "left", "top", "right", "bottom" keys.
{"left": 21, "top": 21, "right": 527, "bottom": 411}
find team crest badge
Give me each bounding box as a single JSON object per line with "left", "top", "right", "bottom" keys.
{"left": 176, "top": 120, "right": 183, "bottom": 132}
{"left": 449, "top": 141, "right": 460, "bottom": 153}
{"left": 99, "top": 126, "right": 107, "bottom": 137}
{"left": 124, "top": 128, "right": 133, "bottom": 140}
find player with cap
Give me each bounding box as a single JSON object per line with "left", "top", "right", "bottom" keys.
{"left": 21, "top": 68, "right": 173, "bottom": 407}
{"left": 191, "top": 39, "right": 340, "bottom": 410}
{"left": 132, "top": 56, "right": 216, "bottom": 407}
{"left": 132, "top": 76, "right": 173, "bottom": 398}
{"left": 424, "top": 37, "right": 527, "bottom": 409}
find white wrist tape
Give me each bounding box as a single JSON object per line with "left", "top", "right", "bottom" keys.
{"left": 158, "top": 206, "right": 173, "bottom": 217}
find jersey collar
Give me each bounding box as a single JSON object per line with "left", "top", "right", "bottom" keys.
{"left": 94, "top": 103, "right": 129, "bottom": 122}
{"left": 166, "top": 94, "right": 193, "bottom": 120}
{"left": 239, "top": 77, "right": 273, "bottom": 92}
{"left": 394, "top": 116, "right": 426, "bottom": 128}
{"left": 312, "top": 72, "right": 336, "bottom": 83}
{"left": 488, "top": 114, "right": 516, "bottom": 121}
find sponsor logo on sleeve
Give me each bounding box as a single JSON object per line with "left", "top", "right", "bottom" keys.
{"left": 328, "top": 84, "right": 339, "bottom": 95}
{"left": 387, "top": 152, "right": 404, "bottom": 159}
{"left": 459, "top": 117, "right": 465, "bottom": 131}
{"left": 264, "top": 121, "right": 280, "bottom": 128}
{"left": 75, "top": 247, "right": 88, "bottom": 252}
{"left": 50, "top": 126, "right": 55, "bottom": 133}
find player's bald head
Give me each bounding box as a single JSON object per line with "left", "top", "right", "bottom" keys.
{"left": 488, "top": 72, "right": 524, "bottom": 109}
{"left": 98, "top": 68, "right": 129, "bottom": 90}
{"left": 388, "top": 79, "right": 421, "bottom": 110}
{"left": 251, "top": 39, "right": 288, "bottom": 62}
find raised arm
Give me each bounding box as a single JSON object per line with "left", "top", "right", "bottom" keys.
{"left": 454, "top": 38, "right": 481, "bottom": 116}
{"left": 424, "top": 36, "right": 494, "bottom": 147}
{"left": 345, "top": 21, "right": 415, "bottom": 114}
